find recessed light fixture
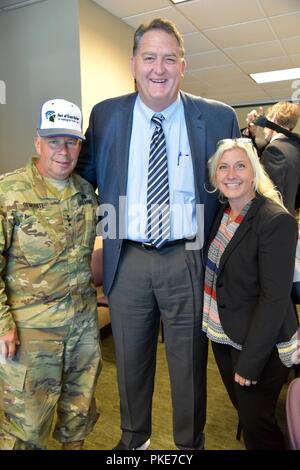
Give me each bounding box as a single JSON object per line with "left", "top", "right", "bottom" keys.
{"left": 170, "top": 0, "right": 191, "bottom": 4}
{"left": 250, "top": 68, "right": 300, "bottom": 84}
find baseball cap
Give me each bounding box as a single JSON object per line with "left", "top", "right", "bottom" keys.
{"left": 37, "top": 98, "right": 85, "bottom": 140}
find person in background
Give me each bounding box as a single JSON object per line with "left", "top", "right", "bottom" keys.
{"left": 240, "top": 107, "right": 267, "bottom": 157}
{"left": 242, "top": 102, "right": 300, "bottom": 214}
{"left": 0, "top": 99, "right": 101, "bottom": 450}
{"left": 76, "top": 18, "right": 240, "bottom": 450}
{"left": 203, "top": 137, "right": 298, "bottom": 449}
{"left": 260, "top": 102, "right": 300, "bottom": 214}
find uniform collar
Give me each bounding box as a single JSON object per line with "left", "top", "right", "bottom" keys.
{"left": 28, "top": 157, "right": 80, "bottom": 200}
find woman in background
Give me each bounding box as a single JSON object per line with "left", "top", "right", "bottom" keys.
{"left": 203, "top": 138, "right": 298, "bottom": 449}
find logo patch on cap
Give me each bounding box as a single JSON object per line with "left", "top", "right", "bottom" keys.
{"left": 45, "top": 110, "right": 56, "bottom": 122}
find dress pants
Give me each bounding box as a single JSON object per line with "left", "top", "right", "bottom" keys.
{"left": 108, "top": 241, "right": 208, "bottom": 449}
{"left": 212, "top": 341, "right": 289, "bottom": 450}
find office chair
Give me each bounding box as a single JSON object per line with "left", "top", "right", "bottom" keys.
{"left": 286, "top": 377, "right": 300, "bottom": 449}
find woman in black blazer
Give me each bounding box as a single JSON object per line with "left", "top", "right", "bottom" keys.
{"left": 203, "top": 138, "right": 298, "bottom": 449}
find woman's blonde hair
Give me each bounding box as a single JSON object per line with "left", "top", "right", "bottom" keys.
{"left": 207, "top": 139, "right": 286, "bottom": 209}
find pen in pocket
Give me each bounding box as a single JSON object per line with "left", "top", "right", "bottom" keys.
{"left": 177, "top": 152, "right": 182, "bottom": 166}
{"left": 177, "top": 152, "right": 189, "bottom": 166}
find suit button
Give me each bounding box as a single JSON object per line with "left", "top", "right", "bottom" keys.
{"left": 219, "top": 304, "right": 226, "bottom": 309}
{"left": 217, "top": 283, "right": 223, "bottom": 288}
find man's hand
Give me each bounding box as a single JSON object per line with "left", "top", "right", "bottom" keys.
{"left": 245, "top": 106, "right": 264, "bottom": 137}
{"left": 234, "top": 372, "right": 257, "bottom": 387}
{"left": 0, "top": 328, "right": 20, "bottom": 359}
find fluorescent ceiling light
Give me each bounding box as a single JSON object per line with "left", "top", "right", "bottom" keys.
{"left": 170, "top": 0, "right": 190, "bottom": 4}
{"left": 250, "top": 68, "right": 300, "bottom": 84}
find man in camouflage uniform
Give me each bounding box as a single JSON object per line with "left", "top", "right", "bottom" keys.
{"left": 0, "top": 99, "right": 101, "bottom": 450}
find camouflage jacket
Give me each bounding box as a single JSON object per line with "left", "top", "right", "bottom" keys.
{"left": 0, "top": 158, "right": 98, "bottom": 335}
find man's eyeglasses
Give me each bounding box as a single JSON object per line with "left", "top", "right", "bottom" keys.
{"left": 217, "top": 137, "right": 253, "bottom": 147}
{"left": 46, "top": 137, "right": 80, "bottom": 150}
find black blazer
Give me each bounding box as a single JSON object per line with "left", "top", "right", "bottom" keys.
{"left": 207, "top": 194, "right": 298, "bottom": 379}
{"left": 260, "top": 136, "right": 300, "bottom": 213}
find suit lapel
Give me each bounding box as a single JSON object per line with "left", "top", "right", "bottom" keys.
{"left": 115, "top": 93, "right": 137, "bottom": 195}
{"left": 218, "top": 218, "right": 252, "bottom": 271}
{"left": 218, "top": 195, "right": 265, "bottom": 272}
{"left": 181, "top": 92, "right": 206, "bottom": 203}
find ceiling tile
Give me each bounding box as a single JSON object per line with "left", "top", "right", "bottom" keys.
{"left": 186, "top": 50, "right": 231, "bottom": 70}
{"left": 259, "top": 0, "right": 300, "bottom": 16}
{"left": 289, "top": 54, "right": 300, "bottom": 68}
{"left": 182, "top": 69, "right": 197, "bottom": 80}
{"left": 239, "top": 56, "right": 293, "bottom": 73}
{"left": 202, "top": 90, "right": 270, "bottom": 106}
{"left": 182, "top": 78, "right": 211, "bottom": 91}
{"left": 177, "top": 0, "right": 264, "bottom": 30}
{"left": 183, "top": 32, "right": 215, "bottom": 54}
{"left": 224, "top": 40, "right": 284, "bottom": 62}
{"left": 270, "top": 12, "right": 300, "bottom": 38}
{"left": 212, "top": 80, "right": 265, "bottom": 94}
{"left": 190, "top": 65, "right": 253, "bottom": 86}
{"left": 203, "top": 19, "right": 276, "bottom": 49}
{"left": 92, "top": 0, "right": 169, "bottom": 18}
{"left": 123, "top": 7, "right": 197, "bottom": 34}
{"left": 182, "top": 83, "right": 228, "bottom": 98}
{"left": 225, "top": 88, "right": 271, "bottom": 102}
{"left": 282, "top": 36, "right": 300, "bottom": 55}
{"left": 181, "top": 84, "right": 212, "bottom": 98}
{"left": 266, "top": 89, "right": 296, "bottom": 100}
{"left": 260, "top": 79, "right": 297, "bottom": 98}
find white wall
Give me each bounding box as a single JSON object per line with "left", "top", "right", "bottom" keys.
{"left": 0, "top": 0, "right": 82, "bottom": 173}
{"left": 78, "top": 0, "right": 134, "bottom": 131}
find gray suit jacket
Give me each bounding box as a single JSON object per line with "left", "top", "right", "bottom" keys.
{"left": 76, "top": 91, "right": 240, "bottom": 294}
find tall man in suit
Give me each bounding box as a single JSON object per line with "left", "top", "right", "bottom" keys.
{"left": 76, "top": 18, "right": 240, "bottom": 450}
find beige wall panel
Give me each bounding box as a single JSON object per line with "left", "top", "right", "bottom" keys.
{"left": 79, "top": 0, "right": 134, "bottom": 131}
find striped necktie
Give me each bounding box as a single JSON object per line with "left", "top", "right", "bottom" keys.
{"left": 146, "top": 113, "right": 170, "bottom": 248}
